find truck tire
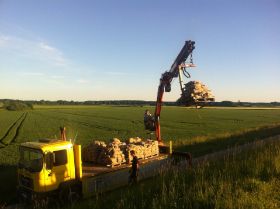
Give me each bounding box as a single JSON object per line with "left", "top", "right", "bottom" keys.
{"left": 59, "top": 183, "right": 81, "bottom": 205}
{"left": 59, "top": 185, "right": 71, "bottom": 205}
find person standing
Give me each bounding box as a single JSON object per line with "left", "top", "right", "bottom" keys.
{"left": 129, "top": 150, "right": 139, "bottom": 185}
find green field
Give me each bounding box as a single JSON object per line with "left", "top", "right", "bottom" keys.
{"left": 1, "top": 105, "right": 280, "bottom": 206}
{"left": 1, "top": 106, "right": 280, "bottom": 163}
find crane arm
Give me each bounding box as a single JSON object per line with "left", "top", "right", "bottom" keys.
{"left": 154, "top": 40, "right": 195, "bottom": 142}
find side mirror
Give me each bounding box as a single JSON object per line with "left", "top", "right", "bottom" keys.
{"left": 45, "top": 152, "right": 54, "bottom": 170}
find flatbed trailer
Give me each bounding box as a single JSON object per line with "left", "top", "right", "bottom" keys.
{"left": 81, "top": 154, "right": 169, "bottom": 197}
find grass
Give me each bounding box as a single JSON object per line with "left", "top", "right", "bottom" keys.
{"left": 0, "top": 106, "right": 280, "bottom": 165}
{"left": 1, "top": 112, "right": 27, "bottom": 145}
{"left": 69, "top": 139, "right": 280, "bottom": 209}
{"left": 0, "top": 105, "right": 280, "bottom": 206}
{"left": 176, "top": 123, "right": 280, "bottom": 157}
{"left": 0, "top": 164, "right": 17, "bottom": 206}
{"left": 0, "top": 111, "right": 22, "bottom": 141}
{"left": 14, "top": 106, "right": 280, "bottom": 142}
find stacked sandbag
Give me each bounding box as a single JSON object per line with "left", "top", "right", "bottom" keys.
{"left": 83, "top": 137, "right": 160, "bottom": 167}
{"left": 96, "top": 138, "right": 126, "bottom": 167}
{"left": 126, "top": 143, "right": 145, "bottom": 162}
{"left": 144, "top": 140, "right": 159, "bottom": 158}
{"left": 82, "top": 140, "right": 107, "bottom": 163}
{"left": 126, "top": 137, "right": 143, "bottom": 162}
{"left": 126, "top": 137, "right": 159, "bottom": 163}
{"left": 178, "top": 81, "right": 215, "bottom": 105}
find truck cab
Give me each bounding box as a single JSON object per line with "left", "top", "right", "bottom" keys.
{"left": 18, "top": 139, "right": 81, "bottom": 201}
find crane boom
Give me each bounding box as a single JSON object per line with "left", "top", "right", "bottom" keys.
{"left": 154, "top": 40, "right": 195, "bottom": 142}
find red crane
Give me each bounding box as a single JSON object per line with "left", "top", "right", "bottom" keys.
{"left": 145, "top": 40, "right": 196, "bottom": 143}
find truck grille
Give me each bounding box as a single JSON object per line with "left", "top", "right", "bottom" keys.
{"left": 19, "top": 175, "right": 33, "bottom": 189}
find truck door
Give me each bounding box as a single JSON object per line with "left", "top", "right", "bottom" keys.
{"left": 45, "top": 149, "right": 70, "bottom": 191}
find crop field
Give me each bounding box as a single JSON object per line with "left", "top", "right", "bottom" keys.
{"left": 1, "top": 105, "right": 280, "bottom": 205}
{"left": 1, "top": 106, "right": 280, "bottom": 162}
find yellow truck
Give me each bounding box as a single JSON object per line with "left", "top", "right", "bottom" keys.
{"left": 17, "top": 138, "right": 173, "bottom": 203}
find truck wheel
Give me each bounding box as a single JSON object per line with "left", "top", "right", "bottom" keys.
{"left": 59, "top": 185, "right": 81, "bottom": 205}
{"left": 17, "top": 190, "right": 27, "bottom": 205}
{"left": 59, "top": 185, "right": 71, "bottom": 205}
{"left": 69, "top": 189, "right": 80, "bottom": 205}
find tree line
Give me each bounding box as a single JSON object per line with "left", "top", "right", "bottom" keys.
{"left": 0, "top": 99, "right": 279, "bottom": 111}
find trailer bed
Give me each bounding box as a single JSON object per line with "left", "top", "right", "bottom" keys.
{"left": 81, "top": 154, "right": 170, "bottom": 197}
{"left": 82, "top": 154, "right": 167, "bottom": 177}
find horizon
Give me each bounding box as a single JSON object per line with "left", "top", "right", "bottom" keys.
{"left": 1, "top": 98, "right": 279, "bottom": 104}
{"left": 1, "top": 0, "right": 279, "bottom": 102}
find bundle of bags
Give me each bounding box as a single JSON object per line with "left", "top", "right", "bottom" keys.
{"left": 82, "top": 137, "right": 159, "bottom": 167}
{"left": 97, "top": 138, "right": 126, "bottom": 166}
{"left": 82, "top": 140, "right": 106, "bottom": 164}
{"left": 178, "top": 81, "right": 215, "bottom": 105}
{"left": 82, "top": 138, "right": 126, "bottom": 166}
{"left": 126, "top": 138, "right": 159, "bottom": 163}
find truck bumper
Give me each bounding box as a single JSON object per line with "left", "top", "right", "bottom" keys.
{"left": 17, "top": 186, "right": 56, "bottom": 204}
{"left": 17, "top": 186, "right": 33, "bottom": 203}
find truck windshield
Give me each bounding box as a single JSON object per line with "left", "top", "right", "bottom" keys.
{"left": 19, "top": 147, "right": 43, "bottom": 172}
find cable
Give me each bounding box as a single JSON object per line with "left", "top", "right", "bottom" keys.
{"left": 183, "top": 69, "right": 191, "bottom": 78}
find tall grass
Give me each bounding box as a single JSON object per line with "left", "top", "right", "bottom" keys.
{"left": 69, "top": 140, "right": 280, "bottom": 209}
{"left": 175, "top": 123, "right": 280, "bottom": 157}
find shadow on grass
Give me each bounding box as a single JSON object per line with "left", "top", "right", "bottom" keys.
{"left": 0, "top": 164, "right": 17, "bottom": 205}
{"left": 177, "top": 124, "right": 280, "bottom": 157}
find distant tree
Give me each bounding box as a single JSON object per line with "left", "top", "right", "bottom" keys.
{"left": 271, "top": 102, "right": 280, "bottom": 106}
{"left": 237, "top": 100, "right": 242, "bottom": 106}
{"left": 4, "top": 100, "right": 33, "bottom": 111}
{"left": 220, "top": 101, "right": 235, "bottom": 107}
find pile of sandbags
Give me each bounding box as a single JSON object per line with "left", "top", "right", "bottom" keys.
{"left": 144, "top": 139, "right": 159, "bottom": 158}
{"left": 125, "top": 137, "right": 145, "bottom": 162}
{"left": 97, "top": 139, "right": 126, "bottom": 166}
{"left": 82, "top": 137, "right": 159, "bottom": 167}
{"left": 126, "top": 137, "right": 159, "bottom": 163}
{"left": 178, "top": 81, "right": 215, "bottom": 105}
{"left": 126, "top": 143, "right": 145, "bottom": 161}
{"left": 82, "top": 138, "right": 126, "bottom": 166}
{"left": 82, "top": 140, "right": 106, "bottom": 163}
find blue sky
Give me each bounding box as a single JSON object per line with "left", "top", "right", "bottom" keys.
{"left": 0, "top": 0, "right": 279, "bottom": 102}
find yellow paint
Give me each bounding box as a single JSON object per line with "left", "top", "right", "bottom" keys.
{"left": 18, "top": 167, "right": 46, "bottom": 192}
{"left": 73, "top": 144, "right": 82, "bottom": 180}
{"left": 18, "top": 140, "right": 77, "bottom": 193}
